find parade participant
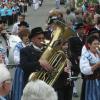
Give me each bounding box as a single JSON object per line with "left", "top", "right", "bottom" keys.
{"left": 12, "top": 14, "right": 26, "bottom": 35}
{"left": 53, "top": 40, "right": 73, "bottom": 100}
{"left": 46, "top": 12, "right": 73, "bottom": 100}
{"left": 32, "top": 0, "right": 40, "bottom": 10}
{"left": 23, "top": 0, "right": 28, "bottom": 14}
{"left": 45, "top": 9, "right": 63, "bottom": 40}
{"left": 12, "top": 3, "right": 18, "bottom": 23}
{"left": 0, "top": 4, "right": 7, "bottom": 24}
{"left": 0, "top": 20, "right": 9, "bottom": 65}
{"left": 39, "top": 0, "right": 43, "bottom": 7}
{"left": 68, "top": 22, "right": 84, "bottom": 97}
{"left": 6, "top": 4, "right": 13, "bottom": 26}
{"left": 80, "top": 28, "right": 100, "bottom": 100}
{"left": 65, "top": 8, "right": 72, "bottom": 28}
{"left": 80, "top": 35, "right": 100, "bottom": 100}
{"left": 55, "top": 0, "right": 60, "bottom": 9}
{"left": 11, "top": 28, "right": 30, "bottom": 100}
{"left": 21, "top": 80, "right": 58, "bottom": 100}
{"left": 20, "top": 27, "right": 52, "bottom": 84}
{"left": 0, "top": 57, "right": 11, "bottom": 99}
{"left": 18, "top": 21, "right": 29, "bottom": 33}
{"left": 94, "top": 16, "right": 100, "bottom": 30}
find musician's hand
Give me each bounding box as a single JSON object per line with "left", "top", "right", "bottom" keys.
{"left": 64, "top": 66, "right": 71, "bottom": 73}
{"left": 39, "top": 59, "right": 53, "bottom": 71}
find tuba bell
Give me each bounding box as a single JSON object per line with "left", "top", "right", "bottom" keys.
{"left": 29, "top": 20, "right": 74, "bottom": 86}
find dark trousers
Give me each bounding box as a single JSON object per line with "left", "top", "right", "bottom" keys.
{"left": 7, "top": 15, "right": 13, "bottom": 25}
{"left": 39, "top": 0, "right": 44, "bottom": 6}
{"left": 55, "top": 84, "right": 73, "bottom": 100}
{"left": 1, "top": 16, "right": 7, "bottom": 23}
{"left": 80, "top": 79, "right": 86, "bottom": 100}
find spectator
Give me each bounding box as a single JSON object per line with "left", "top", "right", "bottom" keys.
{"left": 21, "top": 80, "right": 58, "bottom": 100}
{"left": 0, "top": 61, "right": 11, "bottom": 99}
{"left": 11, "top": 14, "right": 26, "bottom": 35}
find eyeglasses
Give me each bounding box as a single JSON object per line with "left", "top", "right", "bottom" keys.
{"left": 4, "top": 79, "right": 12, "bottom": 83}
{"left": 0, "top": 79, "right": 12, "bottom": 87}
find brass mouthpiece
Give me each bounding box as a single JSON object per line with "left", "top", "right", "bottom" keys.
{"left": 41, "top": 40, "right": 50, "bottom": 45}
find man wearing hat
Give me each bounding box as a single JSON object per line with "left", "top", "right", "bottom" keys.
{"left": 68, "top": 22, "right": 84, "bottom": 97}
{"left": 0, "top": 56, "right": 11, "bottom": 99}
{"left": 20, "top": 27, "right": 52, "bottom": 85}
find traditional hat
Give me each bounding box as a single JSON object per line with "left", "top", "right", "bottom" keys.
{"left": 18, "top": 21, "right": 29, "bottom": 27}
{"left": 0, "top": 63, "right": 11, "bottom": 85}
{"left": 74, "top": 23, "right": 84, "bottom": 30}
{"left": 47, "top": 16, "right": 58, "bottom": 25}
{"left": 29, "top": 27, "right": 44, "bottom": 39}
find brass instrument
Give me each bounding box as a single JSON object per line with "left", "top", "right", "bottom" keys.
{"left": 29, "top": 20, "right": 75, "bottom": 86}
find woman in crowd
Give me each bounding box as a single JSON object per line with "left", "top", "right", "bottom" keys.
{"left": 80, "top": 35, "right": 100, "bottom": 100}
{"left": 11, "top": 28, "right": 30, "bottom": 100}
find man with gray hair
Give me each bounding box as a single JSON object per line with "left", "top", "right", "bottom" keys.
{"left": 21, "top": 80, "right": 58, "bottom": 100}
{"left": 0, "top": 56, "right": 11, "bottom": 99}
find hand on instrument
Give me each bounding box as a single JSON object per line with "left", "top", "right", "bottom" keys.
{"left": 64, "top": 66, "right": 71, "bottom": 73}
{"left": 39, "top": 58, "right": 53, "bottom": 71}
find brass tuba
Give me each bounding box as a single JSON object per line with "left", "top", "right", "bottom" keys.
{"left": 29, "top": 20, "right": 74, "bottom": 86}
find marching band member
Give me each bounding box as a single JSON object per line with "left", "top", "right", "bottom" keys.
{"left": 46, "top": 14, "right": 73, "bottom": 100}
{"left": 20, "top": 27, "right": 52, "bottom": 85}
{"left": 53, "top": 40, "right": 73, "bottom": 100}
{"left": 68, "top": 22, "right": 84, "bottom": 97}
{"left": 80, "top": 35, "right": 100, "bottom": 100}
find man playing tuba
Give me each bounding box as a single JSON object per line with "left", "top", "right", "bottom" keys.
{"left": 20, "top": 27, "right": 52, "bottom": 85}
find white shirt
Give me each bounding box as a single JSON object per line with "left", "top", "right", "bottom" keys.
{"left": 11, "top": 22, "right": 20, "bottom": 35}
{"left": 80, "top": 50, "right": 100, "bottom": 75}
{"left": 32, "top": 0, "right": 39, "bottom": 3}
{"left": 14, "top": 42, "right": 25, "bottom": 65}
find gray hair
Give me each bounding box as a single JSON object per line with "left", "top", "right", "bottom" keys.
{"left": 21, "top": 80, "right": 58, "bottom": 100}
{"left": 0, "top": 63, "right": 11, "bottom": 85}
